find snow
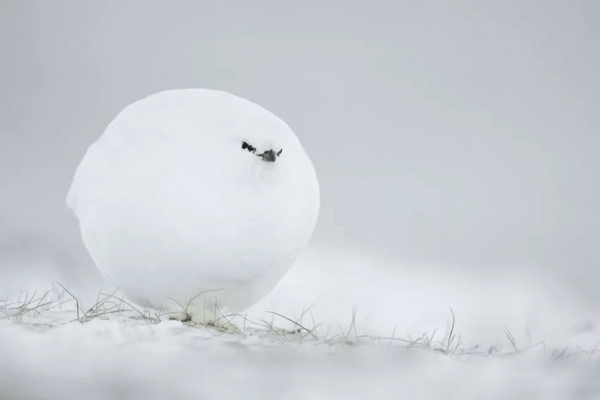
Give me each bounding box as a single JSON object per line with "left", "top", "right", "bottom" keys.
{"left": 0, "top": 317, "right": 596, "bottom": 400}
{"left": 1, "top": 246, "right": 599, "bottom": 399}
{"left": 253, "top": 248, "right": 600, "bottom": 350}
{"left": 66, "top": 89, "right": 320, "bottom": 318}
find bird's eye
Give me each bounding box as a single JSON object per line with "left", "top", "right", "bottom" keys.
{"left": 242, "top": 141, "right": 256, "bottom": 153}
{"left": 277, "top": 149, "right": 283, "bottom": 156}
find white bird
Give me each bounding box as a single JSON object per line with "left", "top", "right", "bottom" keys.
{"left": 67, "top": 89, "right": 320, "bottom": 320}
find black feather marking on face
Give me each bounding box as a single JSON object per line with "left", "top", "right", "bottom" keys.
{"left": 242, "top": 141, "right": 256, "bottom": 153}
{"left": 277, "top": 149, "right": 283, "bottom": 156}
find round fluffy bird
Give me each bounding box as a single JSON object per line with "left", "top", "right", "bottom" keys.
{"left": 67, "top": 89, "right": 320, "bottom": 320}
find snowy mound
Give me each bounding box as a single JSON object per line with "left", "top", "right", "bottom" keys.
{"left": 67, "top": 89, "right": 320, "bottom": 319}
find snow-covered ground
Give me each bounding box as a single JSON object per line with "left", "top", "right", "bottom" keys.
{"left": 1, "top": 245, "right": 599, "bottom": 399}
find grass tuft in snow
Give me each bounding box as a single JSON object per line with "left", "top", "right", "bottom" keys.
{"left": 1, "top": 284, "right": 599, "bottom": 364}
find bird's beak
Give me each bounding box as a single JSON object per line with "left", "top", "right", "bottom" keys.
{"left": 257, "top": 150, "right": 277, "bottom": 162}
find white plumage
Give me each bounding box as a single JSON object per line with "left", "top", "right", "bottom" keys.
{"left": 67, "top": 89, "right": 319, "bottom": 319}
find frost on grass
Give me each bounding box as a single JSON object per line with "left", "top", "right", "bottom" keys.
{"left": 1, "top": 285, "right": 600, "bottom": 400}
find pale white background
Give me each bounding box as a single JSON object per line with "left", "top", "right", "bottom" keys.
{"left": 1, "top": 2, "right": 599, "bottom": 398}
{"left": 1, "top": 1, "right": 598, "bottom": 295}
